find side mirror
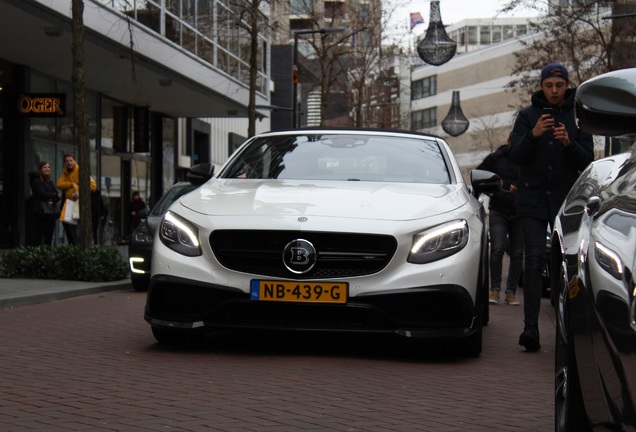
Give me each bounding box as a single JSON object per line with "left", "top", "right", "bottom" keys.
{"left": 470, "top": 169, "right": 502, "bottom": 198}
{"left": 575, "top": 68, "right": 636, "bottom": 136}
{"left": 187, "top": 162, "right": 215, "bottom": 185}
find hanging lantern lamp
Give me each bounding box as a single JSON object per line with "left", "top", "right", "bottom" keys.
{"left": 417, "top": 0, "right": 457, "bottom": 66}
{"left": 442, "top": 91, "right": 470, "bottom": 137}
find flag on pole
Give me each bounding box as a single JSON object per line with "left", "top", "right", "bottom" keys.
{"left": 410, "top": 12, "right": 425, "bottom": 31}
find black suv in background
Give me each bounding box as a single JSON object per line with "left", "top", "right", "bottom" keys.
{"left": 128, "top": 164, "right": 213, "bottom": 291}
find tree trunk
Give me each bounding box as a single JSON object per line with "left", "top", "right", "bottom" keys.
{"left": 247, "top": 0, "right": 260, "bottom": 138}
{"left": 71, "top": 0, "right": 93, "bottom": 248}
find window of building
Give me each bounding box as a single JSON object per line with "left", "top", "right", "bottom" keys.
{"left": 411, "top": 108, "right": 437, "bottom": 130}
{"left": 100, "top": 0, "right": 269, "bottom": 97}
{"left": 28, "top": 72, "right": 97, "bottom": 148}
{"left": 467, "top": 26, "right": 478, "bottom": 44}
{"left": 503, "top": 25, "right": 514, "bottom": 40}
{"left": 455, "top": 27, "right": 466, "bottom": 46}
{"left": 412, "top": 76, "right": 437, "bottom": 100}
{"left": 291, "top": 0, "right": 313, "bottom": 15}
{"left": 480, "top": 26, "right": 491, "bottom": 45}
{"left": 491, "top": 25, "right": 502, "bottom": 43}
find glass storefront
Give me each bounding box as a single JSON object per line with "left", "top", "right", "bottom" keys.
{"left": 0, "top": 63, "right": 167, "bottom": 248}
{"left": 100, "top": 96, "right": 153, "bottom": 244}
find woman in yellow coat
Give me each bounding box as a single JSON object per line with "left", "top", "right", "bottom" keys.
{"left": 56, "top": 153, "right": 96, "bottom": 244}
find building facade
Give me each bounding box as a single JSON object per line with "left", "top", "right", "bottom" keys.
{"left": 411, "top": 19, "right": 539, "bottom": 178}
{"left": 0, "top": 0, "right": 271, "bottom": 248}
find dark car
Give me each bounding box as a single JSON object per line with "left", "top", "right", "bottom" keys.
{"left": 552, "top": 68, "right": 636, "bottom": 431}
{"left": 128, "top": 164, "right": 213, "bottom": 291}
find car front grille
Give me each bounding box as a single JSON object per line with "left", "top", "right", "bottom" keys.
{"left": 210, "top": 230, "right": 397, "bottom": 279}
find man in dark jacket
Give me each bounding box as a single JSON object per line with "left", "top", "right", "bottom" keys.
{"left": 510, "top": 63, "right": 594, "bottom": 351}
{"left": 477, "top": 134, "right": 522, "bottom": 306}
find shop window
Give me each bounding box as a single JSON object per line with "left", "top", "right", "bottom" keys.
{"left": 162, "top": 118, "right": 175, "bottom": 195}
{"left": 101, "top": 154, "right": 121, "bottom": 243}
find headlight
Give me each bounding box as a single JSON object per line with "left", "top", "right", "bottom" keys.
{"left": 594, "top": 241, "right": 623, "bottom": 280}
{"left": 131, "top": 222, "right": 153, "bottom": 245}
{"left": 408, "top": 219, "right": 469, "bottom": 264}
{"left": 159, "top": 211, "right": 201, "bottom": 257}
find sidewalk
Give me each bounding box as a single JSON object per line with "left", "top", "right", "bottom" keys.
{"left": 0, "top": 278, "right": 132, "bottom": 309}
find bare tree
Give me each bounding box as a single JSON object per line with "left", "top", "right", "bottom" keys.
{"left": 71, "top": 0, "right": 93, "bottom": 247}
{"left": 234, "top": 0, "right": 269, "bottom": 137}
{"left": 291, "top": 0, "right": 406, "bottom": 127}
{"left": 502, "top": 0, "right": 636, "bottom": 104}
{"left": 469, "top": 110, "right": 505, "bottom": 153}
{"left": 346, "top": 0, "right": 409, "bottom": 129}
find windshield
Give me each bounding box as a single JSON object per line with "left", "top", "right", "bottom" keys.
{"left": 220, "top": 133, "right": 451, "bottom": 184}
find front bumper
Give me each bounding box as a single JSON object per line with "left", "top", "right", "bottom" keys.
{"left": 144, "top": 275, "right": 481, "bottom": 340}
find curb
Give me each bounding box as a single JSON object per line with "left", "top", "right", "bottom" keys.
{"left": 0, "top": 279, "right": 132, "bottom": 309}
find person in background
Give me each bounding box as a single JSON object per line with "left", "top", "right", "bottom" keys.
{"left": 510, "top": 63, "right": 594, "bottom": 351}
{"left": 91, "top": 189, "right": 109, "bottom": 246}
{"left": 28, "top": 161, "right": 61, "bottom": 246}
{"left": 129, "top": 191, "right": 147, "bottom": 232}
{"left": 477, "top": 133, "right": 523, "bottom": 306}
{"left": 56, "top": 154, "right": 96, "bottom": 245}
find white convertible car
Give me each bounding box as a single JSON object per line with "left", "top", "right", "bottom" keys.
{"left": 144, "top": 129, "right": 500, "bottom": 356}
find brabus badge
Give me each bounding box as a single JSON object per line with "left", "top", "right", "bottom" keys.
{"left": 283, "top": 239, "right": 317, "bottom": 274}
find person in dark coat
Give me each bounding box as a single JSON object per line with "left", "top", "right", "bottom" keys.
{"left": 29, "top": 160, "right": 61, "bottom": 246}
{"left": 129, "top": 191, "right": 147, "bottom": 233}
{"left": 477, "top": 134, "right": 523, "bottom": 306}
{"left": 510, "top": 63, "right": 594, "bottom": 351}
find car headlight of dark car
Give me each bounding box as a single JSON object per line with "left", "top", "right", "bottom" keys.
{"left": 159, "top": 211, "right": 201, "bottom": 257}
{"left": 408, "top": 219, "right": 469, "bottom": 264}
{"left": 131, "top": 221, "right": 153, "bottom": 245}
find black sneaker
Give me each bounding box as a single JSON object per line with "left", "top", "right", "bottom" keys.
{"left": 519, "top": 325, "right": 541, "bottom": 351}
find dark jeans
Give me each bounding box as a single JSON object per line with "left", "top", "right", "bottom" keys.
{"left": 489, "top": 209, "right": 523, "bottom": 294}
{"left": 520, "top": 216, "right": 549, "bottom": 326}
{"left": 62, "top": 221, "right": 79, "bottom": 245}
{"left": 34, "top": 216, "right": 56, "bottom": 246}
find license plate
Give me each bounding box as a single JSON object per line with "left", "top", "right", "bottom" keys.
{"left": 250, "top": 280, "right": 348, "bottom": 303}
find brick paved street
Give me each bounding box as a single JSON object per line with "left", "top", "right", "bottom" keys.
{"left": 0, "top": 285, "right": 555, "bottom": 431}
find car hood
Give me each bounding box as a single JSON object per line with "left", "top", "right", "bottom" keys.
{"left": 177, "top": 179, "right": 468, "bottom": 221}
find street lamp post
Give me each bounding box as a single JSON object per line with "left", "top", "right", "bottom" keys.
{"left": 291, "top": 28, "right": 344, "bottom": 129}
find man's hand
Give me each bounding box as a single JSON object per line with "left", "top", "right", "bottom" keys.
{"left": 532, "top": 114, "right": 555, "bottom": 138}
{"left": 553, "top": 122, "right": 570, "bottom": 147}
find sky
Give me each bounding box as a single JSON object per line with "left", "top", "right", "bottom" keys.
{"left": 393, "top": 0, "right": 540, "bottom": 38}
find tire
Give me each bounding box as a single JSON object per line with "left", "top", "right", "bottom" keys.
{"left": 554, "top": 263, "right": 590, "bottom": 432}
{"left": 481, "top": 227, "right": 490, "bottom": 326}
{"left": 151, "top": 326, "right": 204, "bottom": 346}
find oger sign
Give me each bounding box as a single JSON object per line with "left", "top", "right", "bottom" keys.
{"left": 17, "top": 94, "right": 66, "bottom": 117}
